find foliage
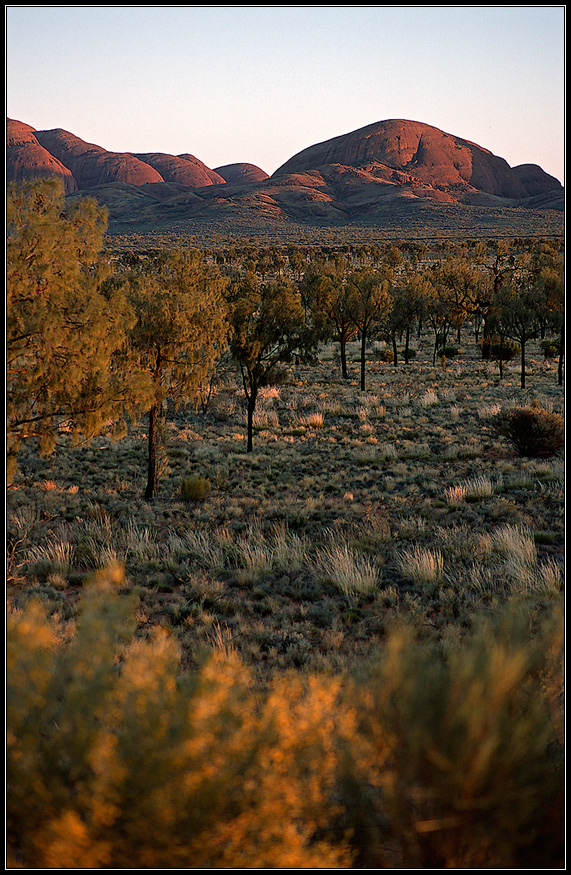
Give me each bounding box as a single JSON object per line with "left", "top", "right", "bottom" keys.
{"left": 302, "top": 257, "right": 358, "bottom": 379}
{"left": 229, "top": 272, "right": 315, "bottom": 450}
{"left": 6, "top": 568, "right": 353, "bottom": 869}
{"left": 6, "top": 180, "right": 137, "bottom": 473}
{"left": 487, "top": 338, "right": 520, "bottom": 361}
{"left": 346, "top": 265, "right": 393, "bottom": 390}
{"left": 6, "top": 234, "right": 565, "bottom": 869}
{"left": 180, "top": 474, "right": 211, "bottom": 503}
{"left": 7, "top": 572, "right": 563, "bottom": 869}
{"left": 345, "top": 601, "right": 564, "bottom": 868}
{"left": 492, "top": 403, "right": 565, "bottom": 457}
{"left": 541, "top": 339, "right": 560, "bottom": 359}
{"left": 123, "top": 249, "right": 229, "bottom": 497}
{"left": 436, "top": 345, "right": 458, "bottom": 358}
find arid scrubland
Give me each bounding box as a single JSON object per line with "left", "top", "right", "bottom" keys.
{"left": 8, "top": 332, "right": 564, "bottom": 665}
{"left": 7, "top": 328, "right": 564, "bottom": 868}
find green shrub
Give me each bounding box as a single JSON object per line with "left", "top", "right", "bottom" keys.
{"left": 180, "top": 474, "right": 211, "bottom": 502}
{"left": 492, "top": 404, "right": 565, "bottom": 457}
{"left": 436, "top": 345, "right": 458, "bottom": 358}
{"left": 344, "top": 601, "right": 564, "bottom": 869}
{"left": 541, "top": 339, "right": 560, "bottom": 359}
{"left": 479, "top": 338, "right": 520, "bottom": 361}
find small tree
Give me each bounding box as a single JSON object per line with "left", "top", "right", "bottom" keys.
{"left": 494, "top": 267, "right": 539, "bottom": 390}
{"left": 347, "top": 267, "right": 393, "bottom": 391}
{"left": 229, "top": 273, "right": 314, "bottom": 451}
{"left": 302, "top": 259, "right": 357, "bottom": 379}
{"left": 384, "top": 271, "right": 425, "bottom": 366}
{"left": 125, "top": 250, "right": 229, "bottom": 499}
{"left": 534, "top": 246, "right": 564, "bottom": 385}
{"left": 6, "top": 179, "right": 136, "bottom": 476}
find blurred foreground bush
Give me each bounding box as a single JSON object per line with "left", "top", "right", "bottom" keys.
{"left": 7, "top": 565, "right": 564, "bottom": 869}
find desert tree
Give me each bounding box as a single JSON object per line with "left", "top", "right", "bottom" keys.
{"left": 288, "top": 246, "right": 307, "bottom": 283}
{"left": 531, "top": 243, "right": 565, "bottom": 385}
{"left": 434, "top": 254, "right": 488, "bottom": 345}
{"left": 493, "top": 263, "right": 540, "bottom": 390}
{"left": 383, "top": 269, "right": 427, "bottom": 366}
{"left": 347, "top": 266, "right": 393, "bottom": 391}
{"left": 6, "top": 179, "right": 138, "bottom": 476}
{"left": 412, "top": 267, "right": 456, "bottom": 365}
{"left": 229, "top": 271, "right": 315, "bottom": 451}
{"left": 124, "top": 249, "right": 229, "bottom": 499}
{"left": 302, "top": 257, "right": 357, "bottom": 379}
{"left": 471, "top": 240, "right": 520, "bottom": 359}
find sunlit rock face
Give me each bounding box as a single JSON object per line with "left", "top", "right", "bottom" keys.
{"left": 214, "top": 163, "right": 270, "bottom": 184}
{"left": 7, "top": 116, "right": 563, "bottom": 234}
{"left": 135, "top": 152, "right": 226, "bottom": 187}
{"left": 7, "top": 119, "right": 78, "bottom": 193}
{"left": 32, "top": 128, "right": 165, "bottom": 189}
{"left": 272, "top": 118, "right": 561, "bottom": 199}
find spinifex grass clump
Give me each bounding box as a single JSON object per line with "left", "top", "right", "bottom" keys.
{"left": 397, "top": 545, "right": 444, "bottom": 587}
{"left": 492, "top": 404, "right": 564, "bottom": 457}
{"left": 314, "top": 542, "right": 380, "bottom": 601}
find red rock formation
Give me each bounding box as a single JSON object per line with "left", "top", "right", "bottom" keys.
{"left": 7, "top": 116, "right": 562, "bottom": 235}
{"left": 134, "top": 152, "right": 225, "bottom": 187}
{"left": 177, "top": 154, "right": 227, "bottom": 185}
{"left": 512, "top": 163, "right": 563, "bottom": 197}
{"left": 33, "top": 128, "right": 164, "bottom": 188}
{"left": 7, "top": 119, "right": 77, "bottom": 193}
{"left": 272, "top": 119, "right": 560, "bottom": 199}
{"left": 214, "top": 163, "right": 269, "bottom": 184}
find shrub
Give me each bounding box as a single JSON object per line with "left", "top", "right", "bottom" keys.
{"left": 436, "top": 345, "right": 458, "bottom": 358}
{"left": 6, "top": 570, "right": 564, "bottom": 869}
{"left": 180, "top": 474, "right": 211, "bottom": 502}
{"left": 479, "top": 337, "right": 520, "bottom": 361}
{"left": 345, "top": 601, "right": 564, "bottom": 869}
{"left": 541, "top": 339, "right": 560, "bottom": 359}
{"left": 6, "top": 567, "right": 353, "bottom": 869}
{"left": 492, "top": 404, "right": 564, "bottom": 457}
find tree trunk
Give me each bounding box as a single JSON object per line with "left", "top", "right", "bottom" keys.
{"left": 340, "top": 332, "right": 349, "bottom": 380}
{"left": 246, "top": 387, "right": 258, "bottom": 452}
{"left": 404, "top": 325, "right": 410, "bottom": 364}
{"left": 520, "top": 336, "right": 526, "bottom": 389}
{"left": 481, "top": 313, "right": 491, "bottom": 360}
{"left": 360, "top": 327, "right": 367, "bottom": 392}
{"left": 145, "top": 403, "right": 160, "bottom": 500}
{"left": 391, "top": 332, "right": 398, "bottom": 367}
{"left": 558, "top": 322, "right": 564, "bottom": 386}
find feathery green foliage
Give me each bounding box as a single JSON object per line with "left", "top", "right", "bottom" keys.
{"left": 6, "top": 180, "right": 137, "bottom": 473}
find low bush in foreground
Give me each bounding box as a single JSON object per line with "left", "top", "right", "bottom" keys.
{"left": 7, "top": 565, "right": 564, "bottom": 869}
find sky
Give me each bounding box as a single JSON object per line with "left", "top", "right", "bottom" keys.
{"left": 6, "top": 6, "right": 566, "bottom": 183}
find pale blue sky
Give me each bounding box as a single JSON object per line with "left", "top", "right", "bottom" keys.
{"left": 6, "top": 6, "right": 565, "bottom": 182}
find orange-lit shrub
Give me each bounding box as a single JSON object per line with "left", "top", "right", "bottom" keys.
{"left": 7, "top": 566, "right": 563, "bottom": 869}
{"left": 6, "top": 564, "right": 353, "bottom": 869}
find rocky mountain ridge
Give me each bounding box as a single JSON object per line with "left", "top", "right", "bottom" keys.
{"left": 6, "top": 116, "right": 563, "bottom": 237}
